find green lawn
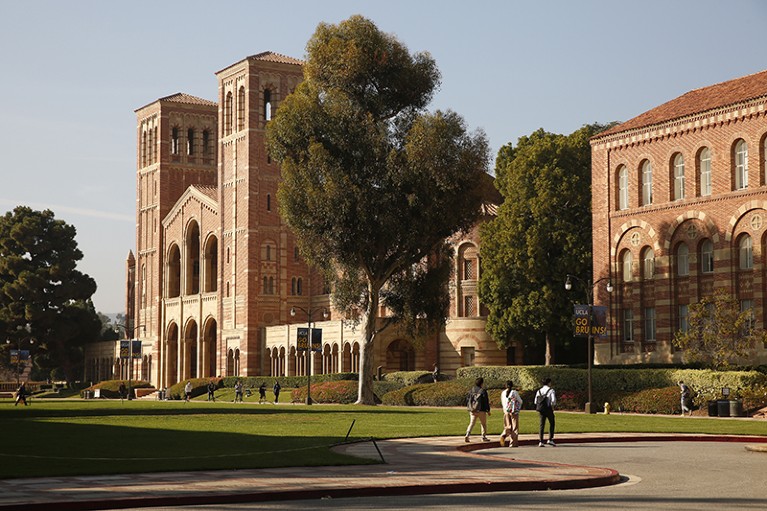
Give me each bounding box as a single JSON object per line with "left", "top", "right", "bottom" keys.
{"left": 1, "top": 398, "right": 765, "bottom": 479}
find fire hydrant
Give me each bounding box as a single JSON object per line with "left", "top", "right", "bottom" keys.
{"left": 603, "top": 402, "right": 611, "bottom": 415}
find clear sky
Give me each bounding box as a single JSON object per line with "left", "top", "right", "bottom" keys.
{"left": 1, "top": 0, "right": 766, "bottom": 314}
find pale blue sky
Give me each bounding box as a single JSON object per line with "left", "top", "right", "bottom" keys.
{"left": 1, "top": 0, "right": 766, "bottom": 313}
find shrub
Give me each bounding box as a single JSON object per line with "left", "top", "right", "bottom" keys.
{"left": 382, "top": 371, "right": 433, "bottom": 386}
{"left": 291, "top": 381, "right": 358, "bottom": 404}
{"left": 613, "top": 386, "right": 681, "bottom": 415}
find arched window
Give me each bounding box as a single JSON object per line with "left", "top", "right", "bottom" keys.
{"left": 141, "top": 130, "right": 147, "bottom": 167}
{"left": 618, "top": 166, "right": 628, "bottom": 210}
{"left": 642, "top": 248, "right": 655, "bottom": 280}
{"left": 268, "top": 276, "right": 274, "bottom": 294}
{"left": 266, "top": 194, "right": 271, "bottom": 212}
{"left": 701, "top": 239, "right": 714, "bottom": 274}
{"left": 641, "top": 160, "right": 653, "bottom": 205}
{"left": 266, "top": 245, "right": 271, "bottom": 261}
{"left": 622, "top": 251, "right": 633, "bottom": 282}
{"left": 291, "top": 278, "right": 296, "bottom": 296}
{"left": 225, "top": 92, "right": 233, "bottom": 136}
{"left": 676, "top": 243, "right": 689, "bottom": 276}
{"left": 262, "top": 276, "right": 268, "bottom": 294}
{"left": 294, "top": 246, "right": 299, "bottom": 260}
{"left": 699, "top": 147, "right": 712, "bottom": 196}
{"left": 237, "top": 86, "right": 245, "bottom": 131}
{"left": 152, "top": 126, "right": 157, "bottom": 163}
{"left": 739, "top": 235, "right": 753, "bottom": 270}
{"left": 171, "top": 127, "right": 179, "bottom": 155}
{"left": 202, "top": 130, "right": 211, "bottom": 161}
{"left": 187, "top": 128, "right": 195, "bottom": 156}
{"left": 673, "top": 153, "right": 685, "bottom": 200}
{"left": 263, "top": 89, "right": 272, "bottom": 121}
{"left": 297, "top": 277, "right": 303, "bottom": 295}
{"left": 735, "top": 139, "right": 748, "bottom": 190}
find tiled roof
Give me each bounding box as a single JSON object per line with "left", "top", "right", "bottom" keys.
{"left": 158, "top": 93, "right": 218, "bottom": 107}
{"left": 192, "top": 185, "right": 218, "bottom": 202}
{"left": 595, "top": 69, "right": 767, "bottom": 139}
{"left": 247, "top": 51, "right": 304, "bottom": 66}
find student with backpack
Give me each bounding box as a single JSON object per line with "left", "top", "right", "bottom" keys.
{"left": 679, "top": 380, "right": 693, "bottom": 416}
{"left": 534, "top": 377, "right": 556, "bottom": 447}
{"left": 500, "top": 380, "right": 523, "bottom": 447}
{"left": 464, "top": 377, "right": 491, "bottom": 443}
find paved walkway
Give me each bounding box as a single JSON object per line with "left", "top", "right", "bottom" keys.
{"left": 0, "top": 433, "right": 764, "bottom": 511}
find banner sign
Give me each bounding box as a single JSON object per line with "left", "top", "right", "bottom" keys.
{"left": 573, "top": 305, "right": 608, "bottom": 338}
{"left": 296, "top": 328, "right": 323, "bottom": 352}
{"left": 119, "top": 340, "right": 143, "bottom": 359}
{"left": 10, "top": 350, "right": 30, "bottom": 364}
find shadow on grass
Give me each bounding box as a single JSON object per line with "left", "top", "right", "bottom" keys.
{"left": 0, "top": 416, "right": 379, "bottom": 479}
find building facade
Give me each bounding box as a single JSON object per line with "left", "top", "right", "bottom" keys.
{"left": 84, "top": 52, "right": 510, "bottom": 387}
{"left": 591, "top": 69, "right": 767, "bottom": 365}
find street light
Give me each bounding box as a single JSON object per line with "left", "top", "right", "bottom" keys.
{"left": 565, "top": 274, "right": 613, "bottom": 414}
{"left": 113, "top": 323, "right": 145, "bottom": 400}
{"left": 290, "top": 306, "right": 328, "bottom": 405}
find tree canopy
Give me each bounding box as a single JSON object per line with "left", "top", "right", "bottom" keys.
{"left": 267, "top": 15, "right": 490, "bottom": 404}
{"left": 673, "top": 289, "right": 765, "bottom": 369}
{"left": 0, "top": 206, "right": 100, "bottom": 381}
{"left": 479, "top": 124, "right": 609, "bottom": 364}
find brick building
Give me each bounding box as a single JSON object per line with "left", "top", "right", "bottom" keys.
{"left": 591, "top": 69, "right": 767, "bottom": 365}
{"left": 84, "top": 52, "right": 510, "bottom": 387}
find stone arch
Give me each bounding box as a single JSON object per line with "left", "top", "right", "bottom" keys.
{"left": 165, "top": 322, "right": 179, "bottom": 386}
{"left": 167, "top": 243, "right": 181, "bottom": 298}
{"left": 201, "top": 316, "right": 218, "bottom": 378}
{"left": 663, "top": 211, "right": 720, "bottom": 250}
{"left": 183, "top": 318, "right": 199, "bottom": 379}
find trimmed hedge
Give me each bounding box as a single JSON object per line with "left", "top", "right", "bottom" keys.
{"left": 382, "top": 371, "right": 434, "bottom": 386}
{"left": 221, "top": 373, "right": 357, "bottom": 390}
{"left": 456, "top": 366, "right": 767, "bottom": 393}
{"left": 290, "top": 380, "right": 405, "bottom": 404}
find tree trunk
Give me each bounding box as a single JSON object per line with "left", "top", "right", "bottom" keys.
{"left": 544, "top": 332, "right": 554, "bottom": 366}
{"left": 356, "top": 281, "right": 380, "bottom": 405}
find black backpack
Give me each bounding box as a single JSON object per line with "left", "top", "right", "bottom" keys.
{"left": 536, "top": 389, "right": 552, "bottom": 412}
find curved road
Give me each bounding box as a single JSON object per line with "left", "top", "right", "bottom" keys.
{"left": 135, "top": 441, "right": 766, "bottom": 511}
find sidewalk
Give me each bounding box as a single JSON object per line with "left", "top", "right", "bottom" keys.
{"left": 0, "top": 433, "right": 764, "bottom": 511}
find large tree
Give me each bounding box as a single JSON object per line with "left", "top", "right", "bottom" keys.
{"left": 0, "top": 206, "right": 100, "bottom": 381}
{"left": 267, "top": 16, "right": 490, "bottom": 404}
{"left": 479, "top": 124, "right": 610, "bottom": 364}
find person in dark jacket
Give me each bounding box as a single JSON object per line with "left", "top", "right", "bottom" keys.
{"left": 273, "top": 381, "right": 281, "bottom": 404}
{"left": 464, "top": 377, "right": 491, "bottom": 442}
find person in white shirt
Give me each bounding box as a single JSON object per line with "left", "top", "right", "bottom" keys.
{"left": 534, "top": 378, "right": 557, "bottom": 446}
{"left": 500, "top": 380, "right": 523, "bottom": 447}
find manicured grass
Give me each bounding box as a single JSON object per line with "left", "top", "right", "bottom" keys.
{"left": 1, "top": 398, "right": 765, "bottom": 479}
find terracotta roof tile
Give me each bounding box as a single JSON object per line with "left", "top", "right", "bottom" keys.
{"left": 158, "top": 92, "right": 218, "bottom": 107}
{"left": 596, "top": 69, "right": 767, "bottom": 139}
{"left": 247, "top": 51, "right": 304, "bottom": 66}
{"left": 192, "top": 185, "right": 218, "bottom": 202}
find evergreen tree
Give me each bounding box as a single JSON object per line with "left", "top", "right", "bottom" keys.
{"left": 267, "top": 16, "right": 489, "bottom": 403}
{"left": 0, "top": 206, "right": 100, "bottom": 381}
{"left": 479, "top": 124, "right": 610, "bottom": 364}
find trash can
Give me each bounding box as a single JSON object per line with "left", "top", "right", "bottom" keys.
{"left": 717, "top": 400, "right": 730, "bottom": 417}
{"left": 707, "top": 400, "right": 718, "bottom": 417}
{"left": 729, "top": 400, "right": 743, "bottom": 417}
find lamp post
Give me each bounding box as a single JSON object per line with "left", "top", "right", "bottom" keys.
{"left": 565, "top": 274, "right": 613, "bottom": 414}
{"left": 113, "top": 323, "right": 145, "bottom": 400}
{"left": 290, "top": 306, "right": 328, "bottom": 405}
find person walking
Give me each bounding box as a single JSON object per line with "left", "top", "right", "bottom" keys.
{"left": 14, "top": 382, "right": 28, "bottom": 406}
{"left": 464, "top": 377, "right": 491, "bottom": 442}
{"left": 118, "top": 382, "right": 127, "bottom": 402}
{"left": 273, "top": 381, "right": 281, "bottom": 404}
{"left": 233, "top": 379, "right": 243, "bottom": 403}
{"left": 207, "top": 380, "right": 217, "bottom": 402}
{"left": 534, "top": 377, "right": 556, "bottom": 446}
{"left": 500, "top": 380, "right": 523, "bottom": 447}
{"left": 184, "top": 381, "right": 193, "bottom": 403}
{"left": 679, "top": 380, "right": 693, "bottom": 416}
{"left": 432, "top": 364, "right": 439, "bottom": 384}
{"left": 258, "top": 382, "right": 267, "bottom": 404}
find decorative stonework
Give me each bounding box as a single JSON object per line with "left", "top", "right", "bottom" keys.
{"left": 630, "top": 232, "right": 641, "bottom": 246}
{"left": 751, "top": 213, "right": 763, "bottom": 231}
{"left": 686, "top": 224, "right": 698, "bottom": 240}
